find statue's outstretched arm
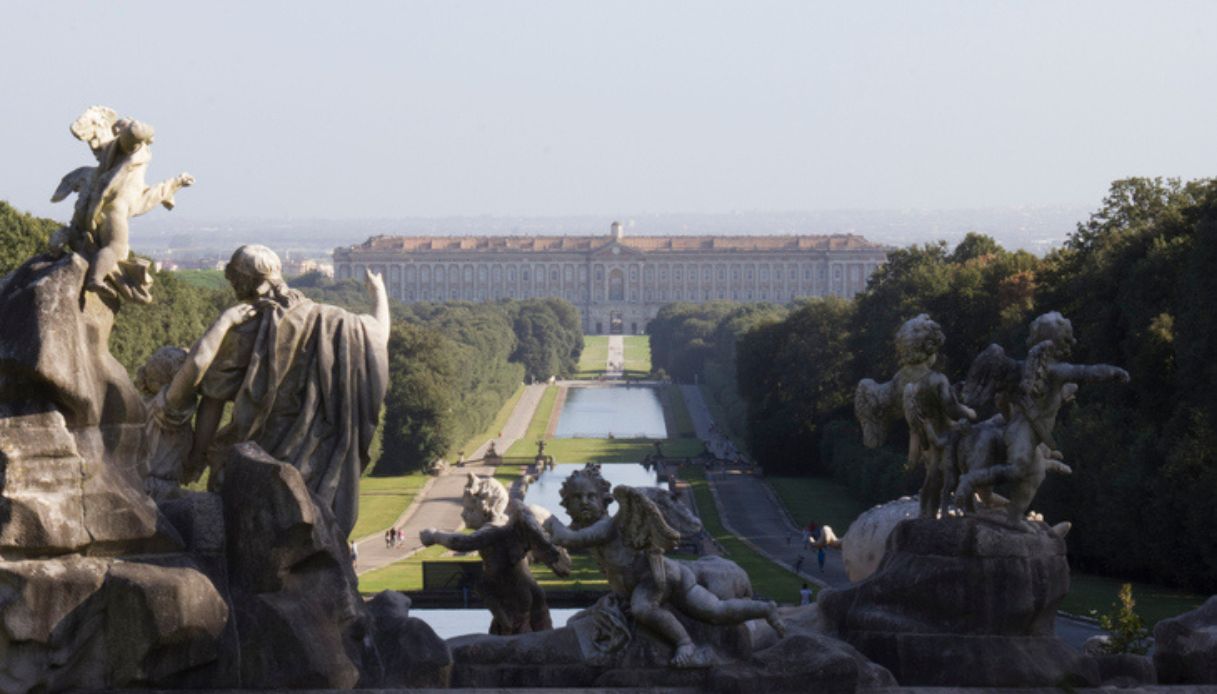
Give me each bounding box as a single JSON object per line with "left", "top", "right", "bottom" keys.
{"left": 1050, "top": 362, "right": 1129, "bottom": 385}
{"left": 363, "top": 269, "right": 390, "bottom": 347}
{"left": 548, "top": 516, "right": 614, "bottom": 550}
{"left": 421, "top": 525, "right": 508, "bottom": 551}
{"left": 132, "top": 173, "right": 195, "bottom": 216}
{"left": 163, "top": 304, "right": 257, "bottom": 413}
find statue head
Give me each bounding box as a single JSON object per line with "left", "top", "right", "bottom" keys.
{"left": 461, "top": 473, "right": 510, "bottom": 529}
{"left": 560, "top": 464, "right": 613, "bottom": 527}
{"left": 113, "top": 117, "right": 155, "bottom": 153}
{"left": 69, "top": 106, "right": 118, "bottom": 154}
{"left": 895, "top": 314, "right": 945, "bottom": 367}
{"left": 225, "top": 244, "right": 286, "bottom": 301}
{"left": 135, "top": 346, "right": 187, "bottom": 398}
{"left": 1027, "top": 311, "right": 1075, "bottom": 355}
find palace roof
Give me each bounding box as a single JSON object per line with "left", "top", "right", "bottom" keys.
{"left": 344, "top": 233, "right": 884, "bottom": 254}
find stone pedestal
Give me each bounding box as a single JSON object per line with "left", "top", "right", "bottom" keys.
{"left": 819, "top": 512, "right": 1099, "bottom": 688}
{"left": 1155, "top": 595, "right": 1217, "bottom": 684}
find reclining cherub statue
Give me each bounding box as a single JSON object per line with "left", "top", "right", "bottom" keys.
{"left": 420, "top": 473, "right": 571, "bottom": 635}
{"left": 48, "top": 105, "right": 194, "bottom": 303}
{"left": 546, "top": 464, "right": 785, "bottom": 668}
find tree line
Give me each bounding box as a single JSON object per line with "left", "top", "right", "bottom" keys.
{"left": 650, "top": 178, "right": 1217, "bottom": 593}
{"left": 0, "top": 204, "right": 584, "bottom": 477}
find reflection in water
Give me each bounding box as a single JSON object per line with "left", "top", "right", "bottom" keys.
{"left": 554, "top": 386, "right": 668, "bottom": 439}
{"left": 524, "top": 463, "right": 660, "bottom": 526}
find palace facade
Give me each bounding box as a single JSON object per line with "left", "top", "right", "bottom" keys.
{"left": 333, "top": 223, "right": 887, "bottom": 334}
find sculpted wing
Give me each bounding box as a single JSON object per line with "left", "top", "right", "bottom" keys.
{"left": 961, "top": 343, "right": 1020, "bottom": 411}
{"left": 855, "top": 378, "right": 894, "bottom": 448}
{"left": 612, "top": 485, "right": 685, "bottom": 553}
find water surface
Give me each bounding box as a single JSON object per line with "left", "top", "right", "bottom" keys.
{"left": 524, "top": 462, "right": 661, "bottom": 526}
{"left": 553, "top": 386, "right": 667, "bottom": 439}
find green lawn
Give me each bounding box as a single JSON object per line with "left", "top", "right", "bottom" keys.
{"left": 622, "top": 335, "right": 651, "bottom": 378}
{"left": 574, "top": 336, "right": 609, "bottom": 379}
{"left": 350, "top": 473, "right": 430, "bottom": 540}
{"left": 766, "top": 476, "right": 868, "bottom": 537}
{"left": 1063, "top": 572, "right": 1207, "bottom": 626}
{"left": 664, "top": 385, "right": 696, "bottom": 439}
{"left": 453, "top": 383, "right": 525, "bottom": 460}
{"left": 679, "top": 466, "right": 806, "bottom": 604}
{"left": 357, "top": 542, "right": 609, "bottom": 593}
{"left": 173, "top": 268, "right": 230, "bottom": 291}
{"left": 505, "top": 385, "right": 558, "bottom": 457}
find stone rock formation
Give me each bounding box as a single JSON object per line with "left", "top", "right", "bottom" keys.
{"left": 819, "top": 512, "right": 1100, "bottom": 688}
{"left": 1154, "top": 595, "right": 1217, "bottom": 684}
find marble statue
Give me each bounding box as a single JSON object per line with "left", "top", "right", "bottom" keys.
{"left": 420, "top": 473, "right": 571, "bottom": 635}
{"left": 49, "top": 106, "right": 194, "bottom": 303}
{"left": 855, "top": 315, "right": 975, "bottom": 517}
{"left": 134, "top": 304, "right": 259, "bottom": 499}
{"left": 189, "top": 245, "right": 390, "bottom": 537}
{"left": 954, "top": 311, "right": 1129, "bottom": 523}
{"left": 547, "top": 464, "right": 785, "bottom": 668}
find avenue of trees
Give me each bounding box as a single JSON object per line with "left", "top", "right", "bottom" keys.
{"left": 0, "top": 204, "right": 583, "bottom": 478}
{"left": 651, "top": 178, "right": 1217, "bottom": 592}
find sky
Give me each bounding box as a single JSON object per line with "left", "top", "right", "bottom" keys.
{"left": 1, "top": 1, "right": 1214, "bottom": 222}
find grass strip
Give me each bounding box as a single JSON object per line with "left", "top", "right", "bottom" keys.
{"left": 622, "top": 335, "right": 651, "bottom": 378}
{"left": 356, "top": 539, "right": 609, "bottom": 593}
{"left": 505, "top": 385, "right": 558, "bottom": 456}
{"left": 350, "top": 473, "right": 430, "bottom": 540}
{"left": 765, "top": 475, "right": 868, "bottom": 537}
{"left": 574, "top": 336, "right": 609, "bottom": 379}
{"left": 679, "top": 465, "right": 806, "bottom": 604}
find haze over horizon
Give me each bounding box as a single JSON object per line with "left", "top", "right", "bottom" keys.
{"left": 2, "top": 2, "right": 1214, "bottom": 234}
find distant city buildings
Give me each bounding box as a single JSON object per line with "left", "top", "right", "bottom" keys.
{"left": 334, "top": 222, "right": 887, "bottom": 334}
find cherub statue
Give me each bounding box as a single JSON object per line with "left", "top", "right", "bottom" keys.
{"left": 547, "top": 464, "right": 785, "bottom": 668}
{"left": 133, "top": 303, "right": 258, "bottom": 499}
{"left": 420, "top": 473, "right": 571, "bottom": 635}
{"left": 49, "top": 106, "right": 194, "bottom": 302}
{"left": 954, "top": 312, "right": 1129, "bottom": 524}
{"left": 856, "top": 315, "right": 975, "bottom": 517}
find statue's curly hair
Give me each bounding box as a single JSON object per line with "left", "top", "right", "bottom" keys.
{"left": 134, "top": 345, "right": 187, "bottom": 397}
{"left": 560, "top": 463, "right": 613, "bottom": 509}
{"left": 1027, "top": 311, "right": 1075, "bottom": 351}
{"left": 895, "top": 314, "right": 945, "bottom": 367}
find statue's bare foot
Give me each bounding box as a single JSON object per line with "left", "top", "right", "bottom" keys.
{"left": 765, "top": 601, "right": 787, "bottom": 638}
{"left": 670, "top": 642, "right": 713, "bottom": 669}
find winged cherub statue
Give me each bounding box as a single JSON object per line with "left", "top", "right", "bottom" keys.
{"left": 420, "top": 473, "right": 572, "bottom": 635}
{"left": 856, "top": 315, "right": 976, "bottom": 517}
{"left": 954, "top": 312, "right": 1129, "bottom": 524}
{"left": 48, "top": 105, "right": 194, "bottom": 303}
{"left": 546, "top": 464, "right": 785, "bottom": 668}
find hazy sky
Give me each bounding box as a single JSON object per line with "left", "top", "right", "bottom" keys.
{"left": 2, "top": 1, "right": 1214, "bottom": 221}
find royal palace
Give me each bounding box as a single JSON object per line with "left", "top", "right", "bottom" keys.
{"left": 334, "top": 222, "right": 888, "bottom": 334}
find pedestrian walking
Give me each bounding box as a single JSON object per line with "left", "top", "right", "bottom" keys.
{"left": 817, "top": 546, "right": 826, "bottom": 572}
{"left": 799, "top": 583, "right": 813, "bottom": 606}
